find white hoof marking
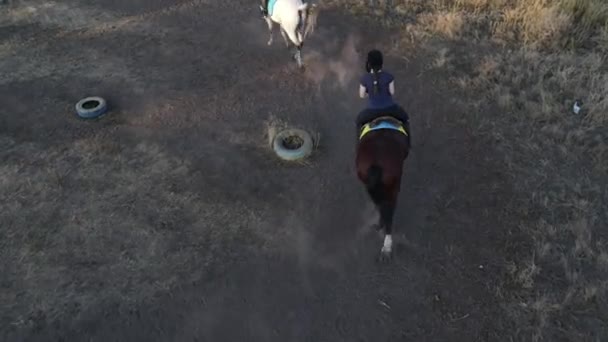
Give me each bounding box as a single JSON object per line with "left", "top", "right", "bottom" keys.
{"left": 381, "top": 234, "right": 393, "bottom": 255}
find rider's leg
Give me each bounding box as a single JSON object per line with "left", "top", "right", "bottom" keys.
{"left": 356, "top": 108, "right": 382, "bottom": 130}
{"left": 396, "top": 106, "right": 412, "bottom": 148}
{"left": 384, "top": 104, "right": 409, "bottom": 124}
{"left": 356, "top": 108, "right": 377, "bottom": 141}
{"left": 355, "top": 109, "right": 368, "bottom": 139}
{"left": 385, "top": 104, "right": 412, "bottom": 147}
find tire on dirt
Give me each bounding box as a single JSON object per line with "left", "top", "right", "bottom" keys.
{"left": 272, "top": 128, "right": 314, "bottom": 161}
{"left": 75, "top": 96, "right": 108, "bottom": 119}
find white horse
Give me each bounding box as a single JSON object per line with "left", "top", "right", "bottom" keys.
{"left": 261, "top": 0, "right": 318, "bottom": 68}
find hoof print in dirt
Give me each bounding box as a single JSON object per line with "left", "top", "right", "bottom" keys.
{"left": 378, "top": 251, "right": 393, "bottom": 263}
{"left": 272, "top": 128, "right": 314, "bottom": 161}
{"left": 75, "top": 96, "right": 108, "bottom": 119}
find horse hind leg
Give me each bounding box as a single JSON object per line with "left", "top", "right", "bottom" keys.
{"left": 295, "top": 43, "right": 303, "bottom": 68}
{"left": 379, "top": 200, "right": 396, "bottom": 262}
{"left": 365, "top": 164, "right": 393, "bottom": 260}
{"left": 265, "top": 18, "right": 274, "bottom": 46}
{"left": 280, "top": 27, "right": 290, "bottom": 49}
{"left": 295, "top": 29, "right": 305, "bottom": 67}
{"left": 284, "top": 26, "right": 304, "bottom": 67}
{"left": 293, "top": 38, "right": 305, "bottom": 68}
{"left": 379, "top": 186, "right": 399, "bottom": 262}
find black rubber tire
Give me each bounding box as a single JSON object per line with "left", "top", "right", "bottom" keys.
{"left": 75, "top": 96, "right": 108, "bottom": 119}
{"left": 272, "top": 128, "right": 314, "bottom": 161}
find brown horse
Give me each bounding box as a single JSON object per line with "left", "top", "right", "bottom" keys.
{"left": 355, "top": 116, "right": 410, "bottom": 261}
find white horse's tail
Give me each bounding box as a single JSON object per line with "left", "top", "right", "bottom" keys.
{"left": 298, "top": 2, "right": 318, "bottom": 40}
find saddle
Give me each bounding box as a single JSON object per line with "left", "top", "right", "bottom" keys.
{"left": 369, "top": 116, "right": 403, "bottom": 128}
{"left": 359, "top": 116, "right": 408, "bottom": 140}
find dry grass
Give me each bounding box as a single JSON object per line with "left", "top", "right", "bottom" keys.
{"left": 0, "top": 134, "right": 265, "bottom": 329}
{"left": 330, "top": 0, "right": 608, "bottom": 340}
{"left": 331, "top": 0, "right": 608, "bottom": 49}
{"left": 419, "top": 11, "right": 465, "bottom": 39}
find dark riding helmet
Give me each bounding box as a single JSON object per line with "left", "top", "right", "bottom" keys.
{"left": 365, "top": 49, "right": 383, "bottom": 73}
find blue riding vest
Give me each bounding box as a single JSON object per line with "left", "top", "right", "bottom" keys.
{"left": 360, "top": 71, "right": 395, "bottom": 109}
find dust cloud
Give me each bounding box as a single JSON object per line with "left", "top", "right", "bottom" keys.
{"left": 303, "top": 33, "right": 363, "bottom": 93}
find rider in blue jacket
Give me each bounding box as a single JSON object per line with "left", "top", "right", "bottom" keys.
{"left": 356, "top": 49, "right": 411, "bottom": 145}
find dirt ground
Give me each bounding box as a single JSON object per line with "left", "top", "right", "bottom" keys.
{"left": 1, "top": 1, "right": 521, "bottom": 341}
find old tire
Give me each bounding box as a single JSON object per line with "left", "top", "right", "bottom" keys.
{"left": 75, "top": 96, "right": 108, "bottom": 119}
{"left": 272, "top": 128, "right": 313, "bottom": 161}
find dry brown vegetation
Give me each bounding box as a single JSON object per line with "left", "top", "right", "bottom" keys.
{"left": 327, "top": 0, "right": 608, "bottom": 340}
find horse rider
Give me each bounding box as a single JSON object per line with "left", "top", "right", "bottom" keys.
{"left": 356, "top": 49, "right": 411, "bottom": 146}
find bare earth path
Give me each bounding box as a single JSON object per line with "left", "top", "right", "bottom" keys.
{"left": 1, "top": 1, "right": 515, "bottom": 341}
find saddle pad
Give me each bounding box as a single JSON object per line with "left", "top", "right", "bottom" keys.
{"left": 268, "top": 0, "right": 278, "bottom": 16}
{"left": 359, "top": 120, "right": 407, "bottom": 140}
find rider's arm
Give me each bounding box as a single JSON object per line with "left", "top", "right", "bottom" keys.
{"left": 359, "top": 74, "right": 369, "bottom": 98}
{"left": 359, "top": 84, "right": 368, "bottom": 98}
{"left": 387, "top": 72, "right": 395, "bottom": 96}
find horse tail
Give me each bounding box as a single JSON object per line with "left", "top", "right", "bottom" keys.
{"left": 367, "top": 163, "right": 397, "bottom": 231}
{"left": 366, "top": 164, "right": 384, "bottom": 204}
{"left": 299, "top": 3, "right": 318, "bottom": 40}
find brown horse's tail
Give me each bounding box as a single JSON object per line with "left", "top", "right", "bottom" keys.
{"left": 366, "top": 164, "right": 396, "bottom": 231}
{"left": 366, "top": 164, "right": 384, "bottom": 205}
